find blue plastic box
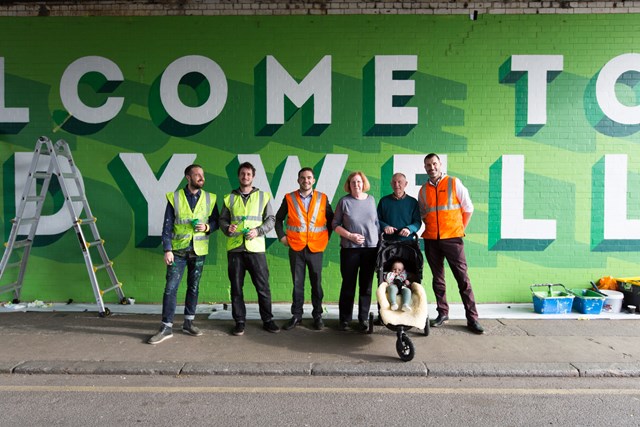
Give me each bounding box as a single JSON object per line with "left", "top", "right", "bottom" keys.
{"left": 531, "top": 284, "right": 574, "bottom": 314}
{"left": 570, "top": 289, "right": 605, "bottom": 315}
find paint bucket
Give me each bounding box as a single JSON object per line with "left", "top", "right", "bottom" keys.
{"left": 600, "top": 290, "right": 623, "bottom": 313}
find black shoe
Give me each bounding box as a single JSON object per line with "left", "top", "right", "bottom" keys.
{"left": 358, "top": 321, "right": 369, "bottom": 333}
{"left": 182, "top": 320, "right": 203, "bottom": 337}
{"left": 338, "top": 321, "right": 349, "bottom": 331}
{"left": 467, "top": 320, "right": 485, "bottom": 335}
{"left": 263, "top": 320, "right": 280, "bottom": 333}
{"left": 373, "top": 316, "right": 383, "bottom": 326}
{"left": 232, "top": 323, "right": 245, "bottom": 336}
{"left": 148, "top": 325, "right": 173, "bottom": 344}
{"left": 283, "top": 317, "right": 302, "bottom": 331}
{"left": 313, "top": 318, "right": 324, "bottom": 330}
{"left": 430, "top": 314, "right": 449, "bottom": 327}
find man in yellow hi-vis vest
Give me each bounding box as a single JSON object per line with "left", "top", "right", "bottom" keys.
{"left": 418, "top": 153, "right": 484, "bottom": 335}
{"left": 274, "top": 167, "right": 333, "bottom": 331}
{"left": 220, "top": 162, "right": 279, "bottom": 336}
{"left": 148, "top": 164, "right": 219, "bottom": 345}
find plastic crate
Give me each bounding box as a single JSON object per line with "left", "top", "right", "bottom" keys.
{"left": 531, "top": 284, "right": 574, "bottom": 314}
{"left": 570, "top": 289, "right": 605, "bottom": 315}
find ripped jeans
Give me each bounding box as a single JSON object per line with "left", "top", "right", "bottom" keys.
{"left": 161, "top": 249, "right": 206, "bottom": 326}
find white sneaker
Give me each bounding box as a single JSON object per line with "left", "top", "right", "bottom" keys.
{"left": 402, "top": 304, "right": 412, "bottom": 312}
{"left": 390, "top": 304, "right": 398, "bottom": 311}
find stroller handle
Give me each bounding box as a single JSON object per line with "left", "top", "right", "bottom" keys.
{"left": 380, "top": 231, "right": 419, "bottom": 242}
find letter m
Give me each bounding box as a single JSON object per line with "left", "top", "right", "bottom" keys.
{"left": 255, "top": 55, "right": 331, "bottom": 136}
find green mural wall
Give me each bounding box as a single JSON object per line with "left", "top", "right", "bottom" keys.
{"left": 1, "top": 14, "right": 640, "bottom": 305}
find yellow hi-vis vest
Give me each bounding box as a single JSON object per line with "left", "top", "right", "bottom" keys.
{"left": 224, "top": 190, "right": 271, "bottom": 253}
{"left": 419, "top": 176, "right": 465, "bottom": 240}
{"left": 285, "top": 190, "right": 329, "bottom": 253}
{"left": 166, "top": 190, "right": 216, "bottom": 256}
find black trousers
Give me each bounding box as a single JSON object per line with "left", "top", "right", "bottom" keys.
{"left": 338, "top": 247, "right": 377, "bottom": 324}
{"left": 227, "top": 251, "right": 274, "bottom": 324}
{"left": 288, "top": 247, "right": 324, "bottom": 320}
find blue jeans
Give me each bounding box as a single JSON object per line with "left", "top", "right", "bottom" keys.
{"left": 387, "top": 284, "right": 412, "bottom": 307}
{"left": 161, "top": 250, "right": 206, "bottom": 326}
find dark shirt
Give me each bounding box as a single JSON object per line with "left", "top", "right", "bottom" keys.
{"left": 162, "top": 186, "right": 220, "bottom": 252}
{"left": 377, "top": 192, "right": 421, "bottom": 242}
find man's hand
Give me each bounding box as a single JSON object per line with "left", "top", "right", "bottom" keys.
{"left": 280, "top": 236, "right": 289, "bottom": 247}
{"left": 384, "top": 226, "right": 397, "bottom": 234}
{"left": 398, "top": 227, "right": 410, "bottom": 237}
{"left": 164, "top": 251, "right": 174, "bottom": 266}
{"left": 246, "top": 228, "right": 259, "bottom": 240}
{"left": 228, "top": 224, "right": 238, "bottom": 233}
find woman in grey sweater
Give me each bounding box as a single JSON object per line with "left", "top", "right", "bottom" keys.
{"left": 332, "top": 171, "right": 380, "bottom": 332}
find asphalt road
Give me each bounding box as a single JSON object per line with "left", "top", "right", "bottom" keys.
{"left": 1, "top": 374, "right": 638, "bottom": 426}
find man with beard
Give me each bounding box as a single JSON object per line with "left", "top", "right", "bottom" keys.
{"left": 148, "top": 164, "right": 219, "bottom": 344}
{"left": 418, "top": 153, "right": 484, "bottom": 334}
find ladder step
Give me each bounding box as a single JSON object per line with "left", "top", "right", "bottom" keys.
{"left": 0, "top": 282, "right": 19, "bottom": 294}
{"left": 33, "top": 172, "right": 51, "bottom": 179}
{"left": 4, "top": 261, "right": 22, "bottom": 269}
{"left": 10, "top": 239, "right": 32, "bottom": 249}
{"left": 93, "top": 261, "right": 113, "bottom": 272}
{"left": 13, "top": 217, "right": 38, "bottom": 225}
{"left": 100, "top": 282, "right": 123, "bottom": 295}
{"left": 76, "top": 217, "right": 97, "bottom": 225}
{"left": 87, "top": 239, "right": 104, "bottom": 247}
{"left": 60, "top": 172, "right": 76, "bottom": 179}
{"left": 25, "top": 196, "right": 45, "bottom": 202}
{"left": 68, "top": 196, "right": 86, "bottom": 202}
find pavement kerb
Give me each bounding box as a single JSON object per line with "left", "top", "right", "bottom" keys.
{"left": 5, "top": 360, "right": 640, "bottom": 377}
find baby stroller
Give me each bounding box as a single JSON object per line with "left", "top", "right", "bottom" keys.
{"left": 369, "top": 234, "right": 429, "bottom": 362}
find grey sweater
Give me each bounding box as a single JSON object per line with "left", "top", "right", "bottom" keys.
{"left": 332, "top": 194, "right": 379, "bottom": 249}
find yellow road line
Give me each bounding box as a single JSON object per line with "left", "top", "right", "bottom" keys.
{"left": 0, "top": 385, "right": 639, "bottom": 395}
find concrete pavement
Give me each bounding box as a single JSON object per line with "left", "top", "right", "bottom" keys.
{"left": 1, "top": 303, "right": 640, "bottom": 378}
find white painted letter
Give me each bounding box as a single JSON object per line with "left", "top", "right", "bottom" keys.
{"left": 375, "top": 55, "right": 417, "bottom": 125}
{"left": 160, "top": 55, "right": 228, "bottom": 126}
{"left": 510, "top": 55, "right": 563, "bottom": 125}
{"left": 59, "top": 56, "right": 124, "bottom": 124}
{"left": 603, "top": 154, "right": 640, "bottom": 239}
{"left": 0, "top": 58, "right": 29, "bottom": 124}
{"left": 266, "top": 55, "right": 331, "bottom": 125}
{"left": 596, "top": 53, "right": 640, "bottom": 125}
{"left": 499, "top": 155, "right": 556, "bottom": 239}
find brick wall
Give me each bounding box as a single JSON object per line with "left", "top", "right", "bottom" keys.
{"left": 1, "top": 1, "right": 639, "bottom": 17}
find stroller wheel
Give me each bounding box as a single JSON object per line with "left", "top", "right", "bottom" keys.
{"left": 396, "top": 333, "right": 415, "bottom": 362}
{"left": 424, "top": 316, "right": 430, "bottom": 336}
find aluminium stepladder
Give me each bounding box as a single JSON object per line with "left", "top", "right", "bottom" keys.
{"left": 0, "top": 136, "right": 126, "bottom": 316}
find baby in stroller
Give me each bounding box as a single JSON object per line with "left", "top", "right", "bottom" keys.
{"left": 385, "top": 260, "right": 412, "bottom": 312}
{"left": 375, "top": 237, "right": 429, "bottom": 332}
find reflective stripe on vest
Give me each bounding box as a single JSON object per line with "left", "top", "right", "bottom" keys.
{"left": 224, "top": 191, "right": 270, "bottom": 253}
{"left": 285, "top": 191, "right": 329, "bottom": 252}
{"left": 166, "top": 190, "right": 216, "bottom": 256}
{"left": 420, "top": 176, "right": 464, "bottom": 240}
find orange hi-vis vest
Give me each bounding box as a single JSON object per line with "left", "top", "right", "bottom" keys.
{"left": 285, "top": 190, "right": 329, "bottom": 252}
{"left": 420, "top": 176, "right": 465, "bottom": 240}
